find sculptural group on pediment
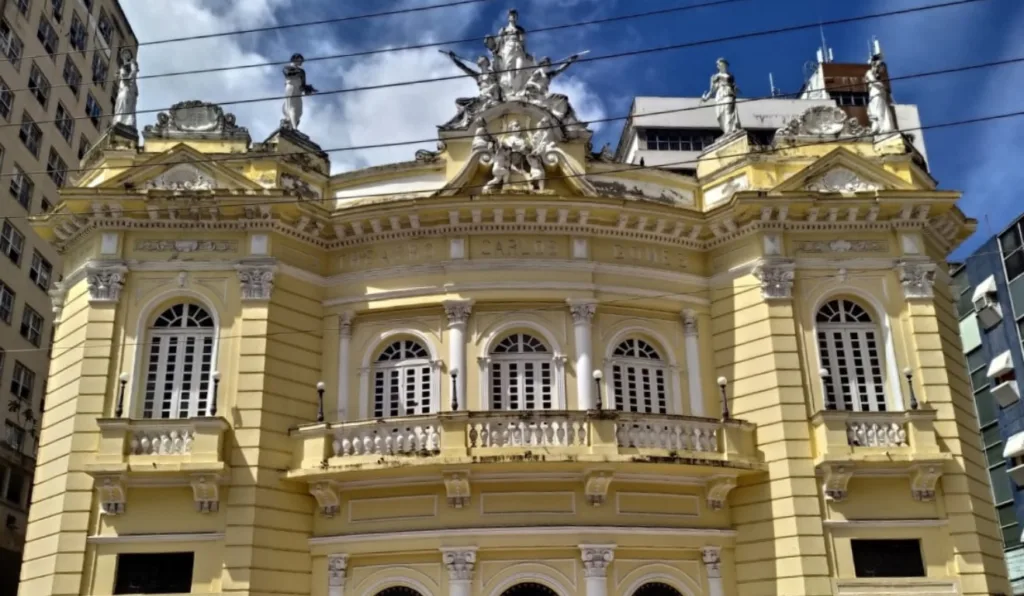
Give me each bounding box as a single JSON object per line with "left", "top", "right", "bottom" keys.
{"left": 441, "top": 9, "right": 586, "bottom": 134}
{"left": 474, "top": 117, "right": 559, "bottom": 192}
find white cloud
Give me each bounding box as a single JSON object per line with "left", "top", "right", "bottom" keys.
{"left": 121, "top": 0, "right": 608, "bottom": 173}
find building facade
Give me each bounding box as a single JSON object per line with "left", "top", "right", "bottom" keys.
{"left": 20, "top": 18, "right": 1012, "bottom": 596}
{"left": 950, "top": 214, "right": 1024, "bottom": 594}
{"left": 0, "top": 0, "right": 136, "bottom": 593}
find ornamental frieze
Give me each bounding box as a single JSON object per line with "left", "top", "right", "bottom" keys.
{"left": 134, "top": 240, "right": 238, "bottom": 253}
{"left": 470, "top": 236, "right": 568, "bottom": 259}
{"left": 797, "top": 239, "right": 889, "bottom": 254}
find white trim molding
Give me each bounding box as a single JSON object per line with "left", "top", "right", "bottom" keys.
{"left": 87, "top": 532, "right": 225, "bottom": 545}
{"left": 309, "top": 525, "right": 738, "bottom": 547}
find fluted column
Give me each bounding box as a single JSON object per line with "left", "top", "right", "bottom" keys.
{"left": 580, "top": 544, "right": 615, "bottom": 596}
{"left": 682, "top": 309, "right": 704, "bottom": 416}
{"left": 442, "top": 547, "right": 477, "bottom": 596}
{"left": 701, "top": 546, "right": 724, "bottom": 596}
{"left": 568, "top": 300, "right": 598, "bottom": 409}
{"left": 443, "top": 300, "right": 474, "bottom": 409}
{"left": 328, "top": 554, "right": 348, "bottom": 596}
{"left": 337, "top": 312, "right": 353, "bottom": 421}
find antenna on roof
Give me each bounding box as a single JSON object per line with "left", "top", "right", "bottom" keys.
{"left": 870, "top": 36, "right": 883, "bottom": 60}
{"left": 769, "top": 73, "right": 780, "bottom": 97}
{"left": 817, "top": 24, "right": 833, "bottom": 64}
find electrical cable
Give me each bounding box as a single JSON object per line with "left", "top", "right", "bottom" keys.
{"left": 6, "top": 0, "right": 989, "bottom": 130}
{"left": 2, "top": 51, "right": 1021, "bottom": 191}
{"left": 10, "top": 269, "right": 912, "bottom": 357}
{"left": 13, "top": 0, "right": 753, "bottom": 93}
{"left": 7, "top": 107, "right": 1023, "bottom": 223}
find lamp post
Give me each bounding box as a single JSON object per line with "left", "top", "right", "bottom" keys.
{"left": 592, "top": 370, "right": 603, "bottom": 410}
{"left": 115, "top": 373, "right": 128, "bottom": 418}
{"left": 717, "top": 376, "right": 730, "bottom": 421}
{"left": 819, "top": 368, "right": 831, "bottom": 409}
{"left": 451, "top": 369, "right": 459, "bottom": 411}
{"left": 904, "top": 368, "right": 919, "bottom": 410}
{"left": 210, "top": 371, "right": 220, "bottom": 417}
{"left": 316, "top": 381, "right": 325, "bottom": 423}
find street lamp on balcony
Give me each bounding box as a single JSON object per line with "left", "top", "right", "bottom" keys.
{"left": 115, "top": 373, "right": 129, "bottom": 418}
{"left": 316, "top": 381, "right": 325, "bottom": 423}
{"left": 592, "top": 369, "right": 603, "bottom": 410}
{"left": 450, "top": 368, "right": 459, "bottom": 411}
{"left": 717, "top": 376, "right": 730, "bottom": 421}
{"left": 210, "top": 371, "right": 220, "bottom": 417}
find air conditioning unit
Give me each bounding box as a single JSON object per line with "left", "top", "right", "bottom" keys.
{"left": 988, "top": 351, "right": 1020, "bottom": 407}
{"left": 972, "top": 275, "right": 1002, "bottom": 329}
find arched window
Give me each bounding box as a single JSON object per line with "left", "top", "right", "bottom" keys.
{"left": 816, "top": 299, "right": 886, "bottom": 411}
{"left": 375, "top": 588, "right": 423, "bottom": 596}
{"left": 142, "top": 303, "right": 215, "bottom": 419}
{"left": 490, "top": 333, "right": 555, "bottom": 410}
{"left": 633, "top": 583, "right": 684, "bottom": 596}
{"left": 373, "top": 339, "right": 434, "bottom": 418}
{"left": 610, "top": 338, "right": 668, "bottom": 413}
{"left": 500, "top": 583, "right": 559, "bottom": 596}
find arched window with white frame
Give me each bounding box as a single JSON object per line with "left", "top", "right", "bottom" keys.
{"left": 610, "top": 338, "right": 669, "bottom": 414}
{"left": 816, "top": 298, "right": 887, "bottom": 411}
{"left": 489, "top": 333, "right": 555, "bottom": 410}
{"left": 372, "top": 339, "right": 435, "bottom": 418}
{"left": 142, "top": 303, "right": 215, "bottom": 419}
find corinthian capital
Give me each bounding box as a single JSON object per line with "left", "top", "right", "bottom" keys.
{"left": 701, "top": 546, "right": 721, "bottom": 579}
{"left": 235, "top": 258, "right": 276, "bottom": 301}
{"left": 86, "top": 261, "right": 128, "bottom": 304}
{"left": 327, "top": 554, "right": 348, "bottom": 587}
{"left": 897, "top": 259, "right": 936, "bottom": 300}
{"left": 753, "top": 259, "right": 795, "bottom": 300}
{"left": 443, "top": 299, "right": 474, "bottom": 326}
{"left": 568, "top": 299, "right": 597, "bottom": 324}
{"left": 441, "top": 547, "right": 477, "bottom": 581}
{"left": 579, "top": 544, "right": 615, "bottom": 578}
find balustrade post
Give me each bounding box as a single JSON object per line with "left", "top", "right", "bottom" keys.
{"left": 580, "top": 545, "right": 615, "bottom": 596}
{"left": 568, "top": 300, "right": 597, "bottom": 410}
{"left": 442, "top": 547, "right": 477, "bottom": 596}
{"left": 327, "top": 554, "right": 348, "bottom": 596}
{"left": 443, "top": 300, "right": 473, "bottom": 411}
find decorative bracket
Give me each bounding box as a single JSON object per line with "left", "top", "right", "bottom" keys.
{"left": 821, "top": 464, "right": 854, "bottom": 502}
{"left": 705, "top": 476, "right": 738, "bottom": 510}
{"left": 96, "top": 475, "right": 127, "bottom": 515}
{"left": 909, "top": 464, "right": 943, "bottom": 502}
{"left": 310, "top": 481, "right": 341, "bottom": 517}
{"left": 190, "top": 475, "right": 220, "bottom": 513}
{"left": 584, "top": 470, "right": 613, "bottom": 506}
{"left": 443, "top": 471, "right": 471, "bottom": 508}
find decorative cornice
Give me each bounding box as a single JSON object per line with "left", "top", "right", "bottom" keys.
{"left": 440, "top": 547, "right": 477, "bottom": 582}
{"left": 579, "top": 544, "right": 615, "bottom": 578}
{"left": 310, "top": 526, "right": 738, "bottom": 547}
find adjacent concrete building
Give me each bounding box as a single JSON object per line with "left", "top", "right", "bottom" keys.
{"left": 0, "top": 0, "right": 137, "bottom": 593}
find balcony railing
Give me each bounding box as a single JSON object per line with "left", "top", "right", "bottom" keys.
{"left": 91, "top": 417, "right": 229, "bottom": 469}
{"left": 290, "top": 410, "right": 758, "bottom": 476}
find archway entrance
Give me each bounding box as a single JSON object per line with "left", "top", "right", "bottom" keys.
{"left": 633, "top": 582, "right": 685, "bottom": 596}
{"left": 375, "top": 587, "right": 424, "bottom": 596}
{"left": 500, "top": 582, "right": 560, "bottom": 596}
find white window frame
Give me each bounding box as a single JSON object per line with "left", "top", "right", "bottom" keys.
{"left": 29, "top": 250, "right": 50, "bottom": 290}
{"left": 487, "top": 333, "right": 559, "bottom": 411}
{"left": 140, "top": 304, "right": 215, "bottom": 419}
{"left": 816, "top": 299, "right": 888, "bottom": 412}
{"left": 368, "top": 339, "right": 439, "bottom": 419}
{"left": 608, "top": 338, "right": 672, "bottom": 414}
{"left": 20, "top": 305, "right": 42, "bottom": 346}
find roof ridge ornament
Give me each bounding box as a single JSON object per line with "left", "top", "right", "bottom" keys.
{"left": 142, "top": 100, "right": 250, "bottom": 142}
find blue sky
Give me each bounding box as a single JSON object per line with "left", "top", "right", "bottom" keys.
{"left": 121, "top": 0, "right": 1024, "bottom": 258}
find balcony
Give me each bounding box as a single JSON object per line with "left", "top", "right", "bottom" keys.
{"left": 288, "top": 410, "right": 761, "bottom": 514}
{"left": 85, "top": 417, "right": 229, "bottom": 514}
{"left": 811, "top": 409, "right": 949, "bottom": 502}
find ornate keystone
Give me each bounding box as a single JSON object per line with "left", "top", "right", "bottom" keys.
{"left": 441, "top": 547, "right": 477, "bottom": 581}
{"left": 701, "top": 546, "right": 722, "bottom": 579}
{"left": 753, "top": 260, "right": 795, "bottom": 300}
{"left": 898, "top": 260, "right": 937, "bottom": 300}
{"left": 910, "top": 464, "right": 942, "bottom": 502}
{"left": 579, "top": 545, "right": 615, "bottom": 578}
{"left": 821, "top": 464, "right": 854, "bottom": 501}
{"left": 310, "top": 482, "right": 341, "bottom": 517}
{"left": 443, "top": 471, "right": 471, "bottom": 508}
{"left": 705, "top": 476, "right": 738, "bottom": 511}
{"left": 236, "top": 260, "right": 276, "bottom": 301}
{"left": 443, "top": 300, "right": 474, "bottom": 326}
{"left": 86, "top": 263, "right": 128, "bottom": 303}
{"left": 190, "top": 475, "right": 220, "bottom": 513}
{"left": 584, "top": 470, "right": 613, "bottom": 506}
{"left": 96, "top": 476, "right": 127, "bottom": 515}
{"left": 568, "top": 299, "right": 597, "bottom": 324}
{"left": 328, "top": 553, "right": 348, "bottom": 588}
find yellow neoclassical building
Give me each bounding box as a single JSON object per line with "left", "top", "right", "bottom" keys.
{"left": 18, "top": 25, "right": 1012, "bottom": 596}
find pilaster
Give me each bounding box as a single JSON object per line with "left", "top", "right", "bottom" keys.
{"left": 568, "top": 299, "right": 598, "bottom": 409}
{"left": 579, "top": 544, "right": 615, "bottom": 596}
{"left": 441, "top": 547, "right": 477, "bottom": 596}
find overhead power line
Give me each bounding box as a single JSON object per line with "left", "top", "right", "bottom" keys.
{"left": 7, "top": 0, "right": 988, "bottom": 130}
{"left": 18, "top": 0, "right": 499, "bottom": 63}
{"left": 10, "top": 108, "right": 1023, "bottom": 223}
{"left": 12, "top": 0, "right": 752, "bottom": 94}
{"left": 0, "top": 52, "right": 1019, "bottom": 188}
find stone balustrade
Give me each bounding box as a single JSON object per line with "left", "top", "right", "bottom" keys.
{"left": 289, "top": 410, "right": 759, "bottom": 476}
{"left": 91, "top": 417, "right": 229, "bottom": 468}
{"left": 130, "top": 427, "right": 196, "bottom": 455}
{"left": 810, "top": 408, "right": 942, "bottom": 465}
{"left": 845, "top": 419, "right": 908, "bottom": 448}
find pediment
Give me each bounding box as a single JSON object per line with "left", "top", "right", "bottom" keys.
{"left": 772, "top": 148, "right": 912, "bottom": 194}
{"left": 98, "top": 145, "right": 264, "bottom": 191}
